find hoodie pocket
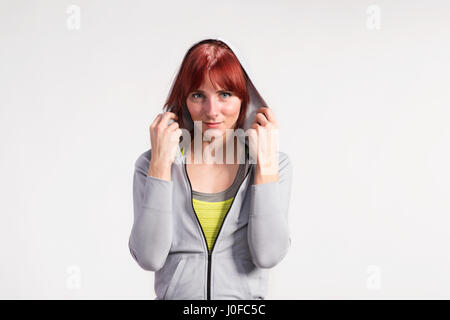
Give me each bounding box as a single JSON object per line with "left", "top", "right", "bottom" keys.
{"left": 163, "top": 257, "right": 187, "bottom": 300}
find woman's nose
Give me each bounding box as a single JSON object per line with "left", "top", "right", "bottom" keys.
{"left": 204, "top": 97, "right": 219, "bottom": 118}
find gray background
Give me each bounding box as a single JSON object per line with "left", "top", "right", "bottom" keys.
{"left": 1, "top": 0, "right": 449, "bottom": 299}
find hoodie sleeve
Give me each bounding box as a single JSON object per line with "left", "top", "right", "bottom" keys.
{"left": 248, "top": 151, "right": 293, "bottom": 269}
{"left": 128, "top": 150, "right": 173, "bottom": 272}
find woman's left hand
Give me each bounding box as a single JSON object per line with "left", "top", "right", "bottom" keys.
{"left": 248, "top": 107, "right": 279, "bottom": 181}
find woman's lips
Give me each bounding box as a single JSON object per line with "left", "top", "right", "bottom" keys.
{"left": 204, "top": 122, "right": 222, "bottom": 128}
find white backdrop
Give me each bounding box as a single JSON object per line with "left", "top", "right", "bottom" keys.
{"left": 1, "top": 0, "right": 450, "bottom": 299}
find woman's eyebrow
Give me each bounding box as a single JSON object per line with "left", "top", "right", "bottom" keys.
{"left": 194, "top": 89, "right": 229, "bottom": 93}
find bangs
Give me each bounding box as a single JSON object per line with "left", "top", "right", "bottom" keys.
{"left": 186, "top": 49, "right": 248, "bottom": 99}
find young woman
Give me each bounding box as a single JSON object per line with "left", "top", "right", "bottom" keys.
{"left": 129, "top": 38, "right": 293, "bottom": 300}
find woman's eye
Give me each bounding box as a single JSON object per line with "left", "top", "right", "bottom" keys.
{"left": 192, "top": 92, "right": 231, "bottom": 99}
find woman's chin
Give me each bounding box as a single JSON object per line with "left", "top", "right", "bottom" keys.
{"left": 202, "top": 127, "right": 224, "bottom": 137}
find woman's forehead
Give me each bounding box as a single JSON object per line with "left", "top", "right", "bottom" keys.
{"left": 195, "top": 76, "right": 226, "bottom": 91}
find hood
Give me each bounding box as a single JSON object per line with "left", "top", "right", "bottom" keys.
{"left": 163, "top": 37, "right": 270, "bottom": 157}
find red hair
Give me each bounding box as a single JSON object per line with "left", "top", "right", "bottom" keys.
{"left": 163, "top": 39, "right": 250, "bottom": 132}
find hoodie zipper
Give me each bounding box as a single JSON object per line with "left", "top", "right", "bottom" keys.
{"left": 182, "top": 146, "right": 251, "bottom": 300}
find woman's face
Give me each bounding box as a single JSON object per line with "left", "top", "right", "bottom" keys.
{"left": 186, "top": 77, "right": 242, "bottom": 136}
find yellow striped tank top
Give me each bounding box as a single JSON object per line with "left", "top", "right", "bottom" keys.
{"left": 182, "top": 145, "right": 249, "bottom": 252}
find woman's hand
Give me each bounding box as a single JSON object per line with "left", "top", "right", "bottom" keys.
{"left": 148, "top": 112, "right": 182, "bottom": 180}
{"left": 248, "top": 107, "right": 279, "bottom": 184}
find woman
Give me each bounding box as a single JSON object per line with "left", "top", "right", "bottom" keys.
{"left": 129, "top": 38, "right": 293, "bottom": 300}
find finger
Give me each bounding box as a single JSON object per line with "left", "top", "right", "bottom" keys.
{"left": 159, "top": 112, "right": 179, "bottom": 128}
{"left": 257, "top": 107, "right": 276, "bottom": 124}
{"left": 167, "top": 121, "right": 180, "bottom": 132}
{"left": 255, "top": 112, "right": 269, "bottom": 126}
{"left": 169, "top": 128, "right": 183, "bottom": 142}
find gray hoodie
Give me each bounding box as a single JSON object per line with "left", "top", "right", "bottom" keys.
{"left": 129, "top": 38, "right": 293, "bottom": 300}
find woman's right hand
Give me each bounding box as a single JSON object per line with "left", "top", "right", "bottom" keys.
{"left": 148, "top": 112, "right": 182, "bottom": 180}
